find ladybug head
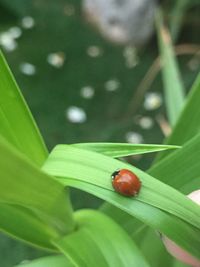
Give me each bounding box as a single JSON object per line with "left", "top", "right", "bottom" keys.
{"left": 111, "top": 169, "right": 120, "bottom": 179}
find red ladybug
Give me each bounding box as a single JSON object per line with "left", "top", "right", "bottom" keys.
{"left": 111, "top": 169, "right": 141, "bottom": 197}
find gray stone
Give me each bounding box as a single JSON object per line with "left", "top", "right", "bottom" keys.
{"left": 83, "top": 0, "right": 158, "bottom": 45}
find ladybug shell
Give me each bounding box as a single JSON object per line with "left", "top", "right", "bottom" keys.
{"left": 111, "top": 169, "right": 141, "bottom": 197}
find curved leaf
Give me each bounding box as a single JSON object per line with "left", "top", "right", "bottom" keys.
{"left": 57, "top": 178, "right": 200, "bottom": 260}
{"left": 156, "top": 73, "right": 200, "bottom": 162}
{"left": 72, "top": 143, "right": 180, "bottom": 158}
{"left": 43, "top": 145, "right": 200, "bottom": 259}
{"left": 149, "top": 133, "right": 200, "bottom": 192}
{"left": 0, "top": 136, "right": 75, "bottom": 248}
{"left": 156, "top": 11, "right": 185, "bottom": 126}
{"left": 100, "top": 74, "right": 200, "bottom": 245}
{"left": 0, "top": 51, "right": 48, "bottom": 166}
{"left": 53, "top": 210, "right": 150, "bottom": 267}
{"left": 43, "top": 145, "right": 200, "bottom": 230}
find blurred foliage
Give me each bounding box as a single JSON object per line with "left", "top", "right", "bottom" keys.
{"left": 0, "top": 233, "right": 48, "bottom": 267}
{"left": 0, "top": 0, "right": 199, "bottom": 266}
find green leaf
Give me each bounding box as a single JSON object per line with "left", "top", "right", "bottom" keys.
{"left": 156, "top": 11, "right": 185, "bottom": 126}
{"left": 43, "top": 145, "right": 200, "bottom": 259}
{"left": 166, "top": 73, "right": 200, "bottom": 146}
{"left": 154, "top": 73, "right": 200, "bottom": 162}
{"left": 100, "top": 205, "right": 143, "bottom": 237}
{"left": 14, "top": 255, "right": 73, "bottom": 267}
{"left": 149, "top": 133, "right": 200, "bottom": 192}
{"left": 81, "top": 130, "right": 200, "bottom": 262}
{"left": 0, "top": 51, "right": 48, "bottom": 166}
{"left": 77, "top": 142, "right": 177, "bottom": 266}
{"left": 43, "top": 145, "right": 200, "bottom": 229}
{"left": 0, "top": 203, "right": 55, "bottom": 250}
{"left": 53, "top": 209, "right": 150, "bottom": 267}
{"left": 58, "top": 178, "right": 200, "bottom": 261}
{"left": 100, "top": 97, "right": 200, "bottom": 262}
{"left": 0, "top": 136, "right": 75, "bottom": 248}
{"left": 172, "top": 260, "right": 189, "bottom": 267}
{"left": 72, "top": 143, "right": 180, "bottom": 158}
{"left": 101, "top": 206, "right": 173, "bottom": 267}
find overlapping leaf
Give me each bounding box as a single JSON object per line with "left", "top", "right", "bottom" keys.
{"left": 53, "top": 210, "right": 150, "bottom": 267}
{"left": 72, "top": 143, "right": 180, "bottom": 158}
{"left": 0, "top": 203, "right": 56, "bottom": 250}
{"left": 0, "top": 136, "right": 75, "bottom": 248}
{"left": 166, "top": 73, "right": 200, "bottom": 146}
{"left": 98, "top": 19, "right": 200, "bottom": 262}
{"left": 43, "top": 145, "right": 200, "bottom": 259}
{"left": 149, "top": 133, "right": 200, "bottom": 192}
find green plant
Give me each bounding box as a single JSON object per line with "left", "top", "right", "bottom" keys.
{"left": 0, "top": 11, "right": 200, "bottom": 267}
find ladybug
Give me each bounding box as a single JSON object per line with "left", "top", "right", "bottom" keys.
{"left": 111, "top": 169, "right": 141, "bottom": 197}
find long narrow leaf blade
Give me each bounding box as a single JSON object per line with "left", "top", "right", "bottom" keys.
{"left": 119, "top": 133, "right": 200, "bottom": 256}
{"left": 149, "top": 133, "right": 200, "bottom": 192}
{"left": 166, "top": 73, "right": 200, "bottom": 146}
{"left": 0, "top": 51, "right": 48, "bottom": 165}
{"left": 155, "top": 73, "right": 200, "bottom": 162}
{"left": 72, "top": 143, "right": 180, "bottom": 158}
{"left": 156, "top": 11, "right": 185, "bottom": 126}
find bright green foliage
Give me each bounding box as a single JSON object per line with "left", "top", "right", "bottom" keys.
{"left": 0, "top": 136, "right": 75, "bottom": 249}
{"left": 155, "top": 73, "right": 200, "bottom": 162}
{"left": 0, "top": 203, "right": 56, "bottom": 250}
{"left": 166, "top": 74, "right": 200, "bottom": 145}
{"left": 0, "top": 51, "right": 48, "bottom": 166}
{"left": 53, "top": 210, "right": 150, "bottom": 267}
{"left": 150, "top": 133, "right": 200, "bottom": 192}
{"left": 156, "top": 11, "right": 185, "bottom": 126}
{"left": 43, "top": 145, "right": 200, "bottom": 259}
{"left": 72, "top": 143, "right": 180, "bottom": 158}
{"left": 43, "top": 145, "right": 200, "bottom": 231}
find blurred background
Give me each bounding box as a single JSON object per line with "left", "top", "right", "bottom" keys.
{"left": 0, "top": 0, "right": 199, "bottom": 265}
